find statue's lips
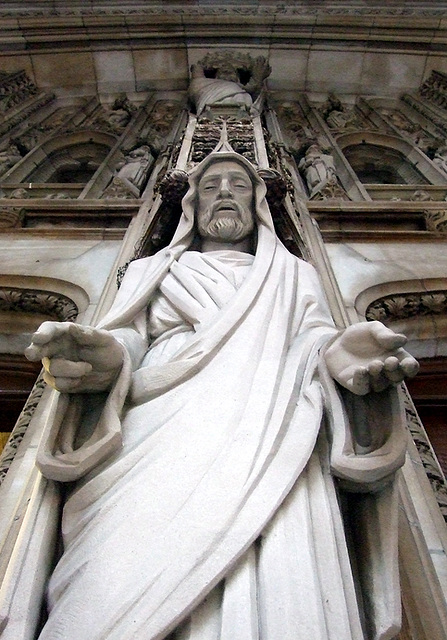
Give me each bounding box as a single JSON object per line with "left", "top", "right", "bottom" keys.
{"left": 213, "top": 202, "right": 239, "bottom": 217}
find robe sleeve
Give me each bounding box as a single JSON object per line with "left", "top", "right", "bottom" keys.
{"left": 36, "top": 314, "right": 149, "bottom": 482}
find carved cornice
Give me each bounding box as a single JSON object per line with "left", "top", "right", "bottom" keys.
{"left": 1, "top": 3, "right": 447, "bottom": 18}
{"left": 0, "top": 5, "right": 446, "bottom": 60}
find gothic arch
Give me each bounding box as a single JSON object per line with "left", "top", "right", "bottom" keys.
{"left": 2, "top": 130, "right": 117, "bottom": 185}
{"left": 337, "top": 131, "right": 446, "bottom": 186}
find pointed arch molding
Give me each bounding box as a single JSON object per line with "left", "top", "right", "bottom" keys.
{"left": 3, "top": 129, "right": 117, "bottom": 184}
{"left": 337, "top": 131, "right": 447, "bottom": 186}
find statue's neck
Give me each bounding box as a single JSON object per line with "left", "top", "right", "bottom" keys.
{"left": 200, "top": 237, "right": 253, "bottom": 254}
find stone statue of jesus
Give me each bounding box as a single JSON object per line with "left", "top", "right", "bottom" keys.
{"left": 26, "top": 148, "right": 418, "bottom": 640}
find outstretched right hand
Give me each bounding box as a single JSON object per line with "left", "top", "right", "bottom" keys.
{"left": 25, "top": 321, "right": 124, "bottom": 393}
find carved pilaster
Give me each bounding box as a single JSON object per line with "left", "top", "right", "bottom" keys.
{"left": 0, "top": 374, "right": 46, "bottom": 485}
{"left": 403, "top": 386, "right": 447, "bottom": 523}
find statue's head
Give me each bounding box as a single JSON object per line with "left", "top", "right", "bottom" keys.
{"left": 171, "top": 149, "right": 271, "bottom": 255}
{"left": 195, "top": 158, "right": 255, "bottom": 244}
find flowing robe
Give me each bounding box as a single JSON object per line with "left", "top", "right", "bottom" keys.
{"left": 35, "top": 162, "right": 407, "bottom": 639}
{"left": 189, "top": 77, "right": 253, "bottom": 114}
{"left": 37, "top": 233, "right": 376, "bottom": 639}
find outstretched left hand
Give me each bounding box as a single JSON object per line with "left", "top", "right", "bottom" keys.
{"left": 324, "top": 321, "right": 419, "bottom": 396}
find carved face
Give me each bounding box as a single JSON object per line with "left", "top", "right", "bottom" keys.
{"left": 196, "top": 160, "right": 255, "bottom": 243}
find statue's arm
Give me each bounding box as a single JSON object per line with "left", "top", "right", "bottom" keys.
{"left": 25, "top": 321, "right": 126, "bottom": 393}
{"left": 245, "top": 56, "right": 271, "bottom": 94}
{"left": 324, "top": 320, "right": 419, "bottom": 396}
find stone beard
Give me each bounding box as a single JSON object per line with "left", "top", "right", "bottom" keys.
{"left": 195, "top": 160, "right": 255, "bottom": 243}
{"left": 28, "top": 150, "right": 413, "bottom": 640}
{"left": 196, "top": 199, "right": 254, "bottom": 242}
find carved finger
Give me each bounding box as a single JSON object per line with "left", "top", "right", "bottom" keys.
{"left": 68, "top": 324, "right": 111, "bottom": 347}
{"left": 400, "top": 356, "right": 419, "bottom": 378}
{"left": 24, "top": 343, "right": 44, "bottom": 362}
{"left": 43, "top": 369, "right": 84, "bottom": 392}
{"left": 367, "top": 359, "right": 384, "bottom": 377}
{"left": 383, "top": 356, "right": 404, "bottom": 383}
{"left": 350, "top": 367, "right": 370, "bottom": 395}
{"left": 30, "top": 321, "right": 72, "bottom": 345}
{"left": 44, "top": 357, "right": 93, "bottom": 378}
{"left": 370, "top": 372, "right": 390, "bottom": 393}
{"left": 384, "top": 356, "right": 399, "bottom": 371}
{"left": 371, "top": 322, "right": 407, "bottom": 350}
{"left": 42, "top": 370, "right": 57, "bottom": 389}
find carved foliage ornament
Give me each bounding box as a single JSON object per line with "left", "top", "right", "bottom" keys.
{"left": 365, "top": 291, "right": 447, "bottom": 323}
{"left": 419, "top": 70, "right": 447, "bottom": 111}
{"left": 0, "top": 70, "right": 38, "bottom": 116}
{"left": 1, "top": 5, "right": 447, "bottom": 16}
{"left": 424, "top": 209, "right": 447, "bottom": 233}
{"left": 0, "top": 287, "right": 78, "bottom": 322}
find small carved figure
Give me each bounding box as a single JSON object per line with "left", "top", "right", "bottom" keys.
{"left": 189, "top": 53, "right": 271, "bottom": 115}
{"left": 103, "top": 94, "right": 136, "bottom": 131}
{"left": 299, "top": 144, "right": 337, "bottom": 197}
{"left": 433, "top": 143, "right": 447, "bottom": 174}
{"left": 115, "top": 145, "right": 154, "bottom": 191}
{"left": 0, "top": 143, "right": 22, "bottom": 176}
{"left": 9, "top": 187, "right": 30, "bottom": 199}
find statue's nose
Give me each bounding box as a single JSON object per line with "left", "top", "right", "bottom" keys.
{"left": 218, "top": 178, "right": 232, "bottom": 197}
